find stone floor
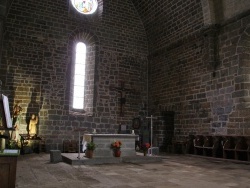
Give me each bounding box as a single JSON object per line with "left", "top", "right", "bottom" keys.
{"left": 15, "top": 153, "right": 250, "bottom": 188}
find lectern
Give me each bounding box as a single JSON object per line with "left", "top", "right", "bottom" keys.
{"left": 0, "top": 149, "right": 19, "bottom": 188}
{"left": 0, "top": 82, "right": 19, "bottom": 188}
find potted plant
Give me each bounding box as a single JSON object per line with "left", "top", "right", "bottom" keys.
{"left": 111, "top": 140, "right": 122, "bottom": 157}
{"left": 85, "top": 141, "right": 96, "bottom": 158}
{"left": 142, "top": 143, "right": 150, "bottom": 156}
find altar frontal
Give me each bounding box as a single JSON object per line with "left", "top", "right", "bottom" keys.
{"left": 83, "top": 134, "right": 138, "bottom": 157}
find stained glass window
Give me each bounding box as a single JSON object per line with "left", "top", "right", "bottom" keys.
{"left": 71, "top": 0, "right": 98, "bottom": 15}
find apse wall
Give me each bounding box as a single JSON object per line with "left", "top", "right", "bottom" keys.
{"left": 0, "top": 0, "right": 148, "bottom": 150}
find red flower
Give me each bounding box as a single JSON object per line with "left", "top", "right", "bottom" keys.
{"left": 111, "top": 141, "right": 122, "bottom": 149}
{"left": 142, "top": 143, "right": 150, "bottom": 151}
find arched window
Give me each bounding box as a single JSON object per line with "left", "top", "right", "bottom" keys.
{"left": 69, "top": 31, "right": 98, "bottom": 115}
{"left": 71, "top": 0, "right": 98, "bottom": 15}
{"left": 73, "top": 42, "right": 86, "bottom": 109}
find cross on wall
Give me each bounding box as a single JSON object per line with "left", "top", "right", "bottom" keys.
{"left": 110, "top": 81, "right": 135, "bottom": 116}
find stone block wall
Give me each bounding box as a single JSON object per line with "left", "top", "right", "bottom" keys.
{"left": 144, "top": 1, "right": 250, "bottom": 149}
{"left": 133, "top": 0, "right": 250, "bottom": 149}
{"left": 1, "top": 0, "right": 250, "bottom": 152}
{"left": 0, "top": 0, "right": 148, "bottom": 150}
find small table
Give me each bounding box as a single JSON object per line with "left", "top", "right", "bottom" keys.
{"left": 19, "top": 134, "right": 43, "bottom": 154}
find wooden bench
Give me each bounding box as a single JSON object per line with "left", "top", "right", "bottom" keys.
{"left": 193, "top": 135, "right": 204, "bottom": 155}
{"left": 202, "top": 135, "right": 214, "bottom": 157}
{"left": 224, "top": 136, "right": 249, "bottom": 161}
{"left": 193, "top": 135, "right": 223, "bottom": 157}
{"left": 63, "top": 140, "right": 78, "bottom": 153}
{"left": 223, "top": 136, "right": 236, "bottom": 159}
{"left": 235, "top": 137, "right": 249, "bottom": 161}
{"left": 189, "top": 135, "right": 250, "bottom": 161}
{"left": 212, "top": 136, "right": 223, "bottom": 158}
{"left": 185, "top": 135, "right": 195, "bottom": 154}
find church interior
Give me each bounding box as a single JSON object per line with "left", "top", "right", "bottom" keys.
{"left": 0, "top": 0, "right": 250, "bottom": 187}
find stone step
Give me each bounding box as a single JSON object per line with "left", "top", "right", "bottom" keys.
{"left": 61, "top": 152, "right": 163, "bottom": 165}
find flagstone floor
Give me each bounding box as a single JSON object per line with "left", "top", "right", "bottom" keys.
{"left": 15, "top": 153, "right": 250, "bottom": 188}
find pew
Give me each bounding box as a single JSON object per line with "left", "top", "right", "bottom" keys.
{"left": 223, "top": 136, "right": 236, "bottom": 159}
{"left": 202, "top": 135, "right": 214, "bottom": 156}
{"left": 188, "top": 135, "right": 250, "bottom": 162}
{"left": 193, "top": 135, "right": 204, "bottom": 155}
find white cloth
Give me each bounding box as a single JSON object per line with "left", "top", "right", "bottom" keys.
{"left": 82, "top": 134, "right": 91, "bottom": 152}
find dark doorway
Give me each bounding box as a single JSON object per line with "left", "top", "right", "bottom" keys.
{"left": 161, "top": 111, "right": 175, "bottom": 152}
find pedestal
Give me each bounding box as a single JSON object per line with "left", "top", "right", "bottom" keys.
{"left": 50, "top": 150, "right": 62, "bottom": 163}
{"left": 148, "top": 147, "right": 159, "bottom": 155}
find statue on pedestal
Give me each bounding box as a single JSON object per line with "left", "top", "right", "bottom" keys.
{"left": 29, "top": 114, "right": 38, "bottom": 136}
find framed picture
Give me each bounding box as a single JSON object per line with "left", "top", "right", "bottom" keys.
{"left": 0, "top": 101, "right": 3, "bottom": 128}
{"left": 2, "top": 94, "right": 12, "bottom": 128}
{"left": 132, "top": 118, "right": 141, "bottom": 129}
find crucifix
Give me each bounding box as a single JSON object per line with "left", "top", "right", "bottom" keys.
{"left": 111, "top": 81, "right": 134, "bottom": 116}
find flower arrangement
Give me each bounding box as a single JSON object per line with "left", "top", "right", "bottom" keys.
{"left": 111, "top": 140, "right": 122, "bottom": 150}
{"left": 86, "top": 141, "right": 96, "bottom": 150}
{"left": 142, "top": 143, "right": 150, "bottom": 156}
{"left": 142, "top": 143, "right": 150, "bottom": 151}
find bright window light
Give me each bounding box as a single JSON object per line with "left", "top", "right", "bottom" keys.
{"left": 71, "top": 0, "right": 98, "bottom": 15}
{"left": 73, "top": 42, "right": 86, "bottom": 109}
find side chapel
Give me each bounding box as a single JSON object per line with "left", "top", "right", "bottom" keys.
{"left": 0, "top": 0, "right": 250, "bottom": 160}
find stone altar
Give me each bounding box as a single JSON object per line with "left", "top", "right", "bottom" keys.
{"left": 83, "top": 134, "right": 138, "bottom": 157}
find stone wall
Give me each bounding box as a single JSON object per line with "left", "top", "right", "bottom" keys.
{"left": 1, "top": 0, "right": 250, "bottom": 152}
{"left": 133, "top": 0, "right": 250, "bottom": 149}
{"left": 221, "top": 0, "right": 250, "bottom": 21}
{"left": 0, "top": 0, "right": 148, "bottom": 150}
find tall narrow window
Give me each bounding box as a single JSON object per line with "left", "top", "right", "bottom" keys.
{"left": 69, "top": 31, "right": 97, "bottom": 115}
{"left": 73, "top": 42, "right": 86, "bottom": 109}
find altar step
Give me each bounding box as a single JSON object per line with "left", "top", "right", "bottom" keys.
{"left": 61, "top": 152, "right": 162, "bottom": 165}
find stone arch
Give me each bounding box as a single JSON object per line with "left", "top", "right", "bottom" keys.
{"left": 67, "top": 28, "right": 100, "bottom": 115}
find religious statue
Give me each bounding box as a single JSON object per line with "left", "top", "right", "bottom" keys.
{"left": 29, "top": 114, "right": 38, "bottom": 136}
{"left": 12, "top": 101, "right": 22, "bottom": 141}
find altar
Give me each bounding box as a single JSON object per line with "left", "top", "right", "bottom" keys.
{"left": 83, "top": 134, "right": 138, "bottom": 157}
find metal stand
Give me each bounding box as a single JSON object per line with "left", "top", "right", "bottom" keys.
{"left": 77, "top": 131, "right": 81, "bottom": 159}
{"left": 74, "top": 128, "right": 86, "bottom": 160}
{"left": 146, "top": 115, "right": 157, "bottom": 156}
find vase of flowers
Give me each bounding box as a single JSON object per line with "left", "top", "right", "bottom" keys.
{"left": 111, "top": 140, "right": 122, "bottom": 157}
{"left": 142, "top": 143, "right": 150, "bottom": 156}
{"left": 85, "top": 141, "right": 96, "bottom": 158}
